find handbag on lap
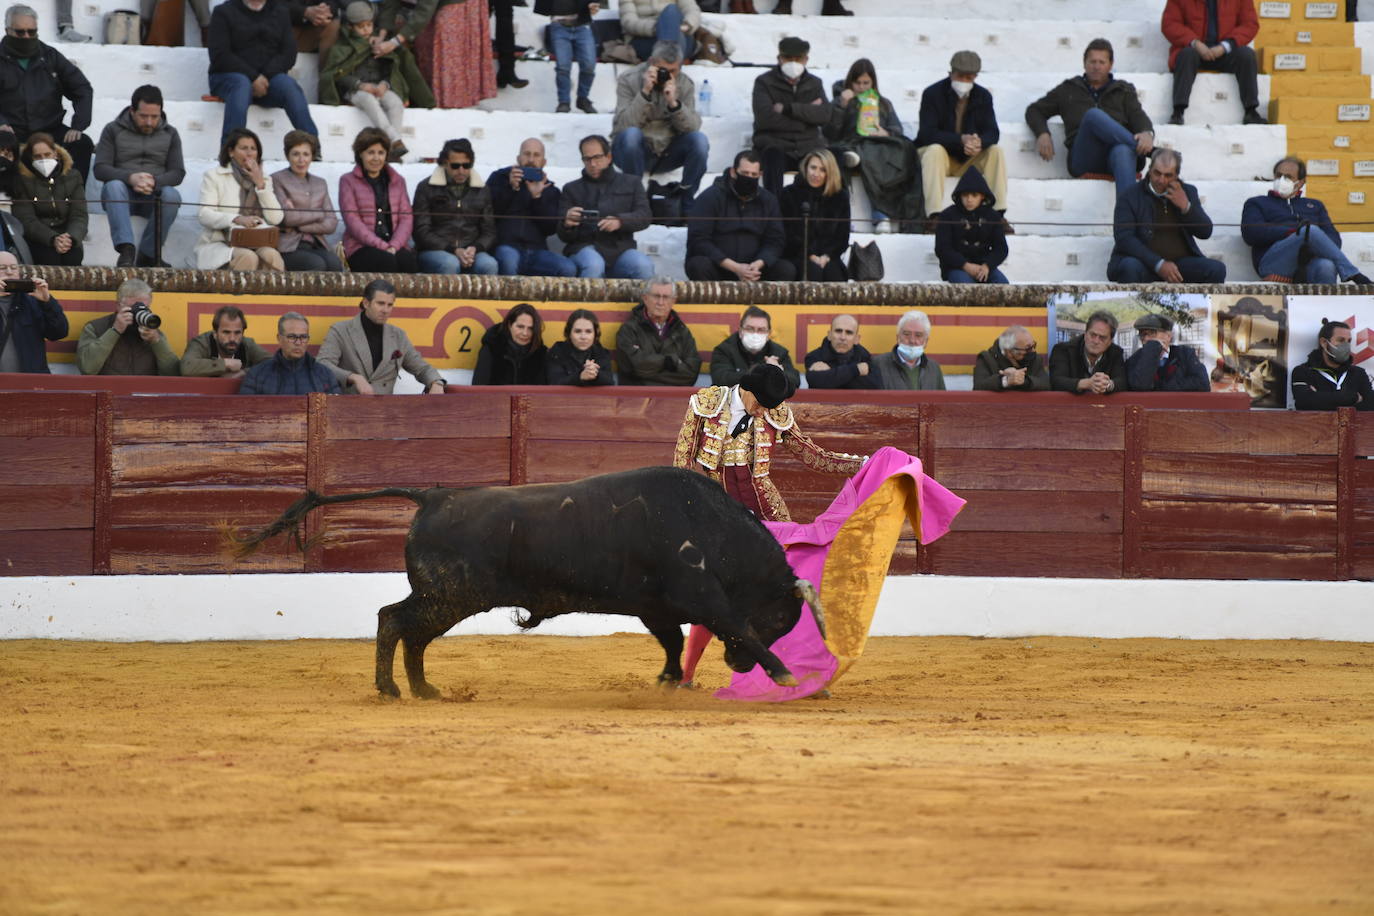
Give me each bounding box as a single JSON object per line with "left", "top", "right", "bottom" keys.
{"left": 229, "top": 226, "right": 280, "bottom": 249}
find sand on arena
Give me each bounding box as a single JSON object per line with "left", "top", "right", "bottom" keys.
{"left": 2, "top": 634, "right": 1372, "bottom": 914}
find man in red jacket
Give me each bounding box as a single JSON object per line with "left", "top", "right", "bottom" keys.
{"left": 1161, "top": 0, "right": 1265, "bottom": 126}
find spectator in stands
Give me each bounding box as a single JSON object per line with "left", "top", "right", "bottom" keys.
{"left": 772, "top": 0, "right": 852, "bottom": 13}
{"left": 933, "top": 167, "right": 1008, "bottom": 284}
{"left": 710, "top": 306, "right": 800, "bottom": 389}
{"left": 618, "top": 0, "right": 698, "bottom": 63}
{"left": 917, "top": 51, "right": 1007, "bottom": 232}
{"left": 1162, "top": 0, "right": 1264, "bottom": 126}
{"left": 1241, "top": 156, "right": 1372, "bottom": 285}
{"left": 825, "top": 58, "right": 920, "bottom": 235}
{"left": 180, "top": 304, "right": 270, "bottom": 378}
{"left": 685, "top": 150, "right": 795, "bottom": 282}
{"left": 140, "top": 0, "right": 211, "bottom": 48}
{"left": 375, "top": 0, "right": 494, "bottom": 109}
{"left": 76, "top": 279, "right": 179, "bottom": 376}
{"left": 536, "top": 0, "right": 600, "bottom": 114}
{"left": 781, "top": 149, "right": 849, "bottom": 282}
{"left": 489, "top": 138, "right": 575, "bottom": 278}
{"left": 53, "top": 0, "right": 89, "bottom": 42}
{"left": 558, "top": 134, "right": 654, "bottom": 279}
{"left": 872, "top": 309, "right": 946, "bottom": 390}
{"left": 340, "top": 127, "right": 417, "bottom": 273}
{"left": 288, "top": 0, "right": 341, "bottom": 56}
{"left": 491, "top": 0, "right": 526, "bottom": 90}
{"left": 272, "top": 130, "right": 342, "bottom": 272}
{"left": 194, "top": 127, "right": 284, "bottom": 272}
{"left": 1292, "top": 318, "right": 1373, "bottom": 410}
{"left": 615, "top": 276, "right": 701, "bottom": 385}
{"left": 317, "top": 278, "right": 447, "bottom": 394}
{"left": 0, "top": 5, "right": 94, "bottom": 180}
{"left": 0, "top": 251, "right": 65, "bottom": 373}
{"left": 752, "top": 36, "right": 832, "bottom": 197}
{"left": 611, "top": 41, "right": 708, "bottom": 198}
{"left": 1124, "top": 313, "right": 1209, "bottom": 391}
{"left": 207, "top": 0, "right": 318, "bottom": 144}
{"left": 973, "top": 324, "right": 1049, "bottom": 391}
{"left": 1107, "top": 149, "right": 1225, "bottom": 284}
{"left": 547, "top": 307, "right": 614, "bottom": 386}
{"left": 13, "top": 133, "right": 85, "bottom": 266}
{"left": 1026, "top": 38, "right": 1154, "bottom": 196}
{"left": 94, "top": 84, "right": 185, "bottom": 269}
{"left": 805, "top": 313, "right": 878, "bottom": 390}
{"left": 413, "top": 138, "right": 497, "bottom": 276}
{"left": 1049, "top": 310, "right": 1126, "bottom": 394}
{"left": 473, "top": 302, "right": 548, "bottom": 385}
{"left": 239, "top": 312, "right": 341, "bottom": 395}
{"left": 0, "top": 130, "right": 17, "bottom": 206}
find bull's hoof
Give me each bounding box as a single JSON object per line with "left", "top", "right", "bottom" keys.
{"left": 377, "top": 680, "right": 402, "bottom": 699}
{"left": 657, "top": 672, "right": 682, "bottom": 688}
{"left": 410, "top": 682, "right": 442, "bottom": 700}
{"left": 770, "top": 673, "right": 799, "bottom": 687}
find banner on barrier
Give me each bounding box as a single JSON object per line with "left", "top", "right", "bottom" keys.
{"left": 1285, "top": 295, "right": 1374, "bottom": 408}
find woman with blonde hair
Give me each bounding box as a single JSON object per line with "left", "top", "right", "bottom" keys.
{"left": 780, "top": 148, "right": 850, "bottom": 282}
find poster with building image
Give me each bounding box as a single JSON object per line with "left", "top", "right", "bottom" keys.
{"left": 1048, "top": 290, "right": 1211, "bottom": 367}
{"left": 1206, "top": 295, "right": 1288, "bottom": 408}
{"left": 1283, "top": 296, "right": 1374, "bottom": 409}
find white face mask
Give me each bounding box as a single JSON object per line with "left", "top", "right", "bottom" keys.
{"left": 740, "top": 331, "right": 768, "bottom": 354}
{"left": 32, "top": 157, "right": 57, "bottom": 178}
{"left": 1272, "top": 175, "right": 1297, "bottom": 198}
{"left": 897, "top": 344, "right": 924, "bottom": 363}
{"left": 780, "top": 61, "right": 805, "bottom": 80}
{"left": 950, "top": 79, "right": 973, "bottom": 98}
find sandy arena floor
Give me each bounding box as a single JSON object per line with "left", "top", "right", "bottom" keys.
{"left": 1, "top": 635, "right": 1372, "bottom": 915}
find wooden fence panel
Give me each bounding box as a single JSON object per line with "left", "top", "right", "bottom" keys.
{"left": 1143, "top": 410, "right": 1338, "bottom": 455}
{"left": 928, "top": 533, "right": 1123, "bottom": 578}
{"left": 1352, "top": 458, "right": 1374, "bottom": 579}
{"left": 0, "top": 392, "right": 95, "bottom": 575}
{"left": 112, "top": 396, "right": 306, "bottom": 443}
{"left": 0, "top": 530, "right": 92, "bottom": 576}
{"left": 1141, "top": 454, "right": 1337, "bottom": 503}
{"left": 328, "top": 393, "right": 512, "bottom": 440}
{"left": 928, "top": 404, "right": 1126, "bottom": 450}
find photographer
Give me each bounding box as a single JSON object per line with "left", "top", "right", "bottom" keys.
{"left": 557, "top": 134, "right": 654, "bottom": 280}
{"left": 76, "top": 278, "right": 179, "bottom": 376}
{"left": 0, "top": 251, "right": 67, "bottom": 374}
{"left": 610, "top": 41, "right": 708, "bottom": 201}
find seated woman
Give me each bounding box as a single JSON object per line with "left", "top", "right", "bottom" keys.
{"left": 780, "top": 149, "right": 849, "bottom": 283}
{"left": 194, "top": 127, "right": 284, "bottom": 271}
{"left": 546, "top": 308, "right": 614, "bottom": 386}
{"left": 619, "top": 0, "right": 698, "bottom": 65}
{"left": 413, "top": 138, "right": 498, "bottom": 276}
{"left": 824, "top": 58, "right": 922, "bottom": 234}
{"left": 13, "top": 133, "right": 88, "bottom": 266}
{"left": 339, "top": 127, "right": 417, "bottom": 273}
{"left": 472, "top": 303, "right": 548, "bottom": 385}
{"left": 271, "top": 130, "right": 343, "bottom": 272}
{"left": 933, "top": 166, "right": 1008, "bottom": 284}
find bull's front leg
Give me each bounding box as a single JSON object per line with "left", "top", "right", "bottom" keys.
{"left": 720, "top": 629, "right": 797, "bottom": 687}
{"left": 641, "top": 617, "right": 686, "bottom": 686}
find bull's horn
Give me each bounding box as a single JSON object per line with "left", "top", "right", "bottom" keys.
{"left": 794, "top": 579, "right": 827, "bottom": 640}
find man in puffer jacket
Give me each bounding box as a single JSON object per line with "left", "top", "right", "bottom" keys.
{"left": 685, "top": 152, "right": 795, "bottom": 282}
{"left": 1291, "top": 318, "right": 1373, "bottom": 411}
{"left": 1241, "top": 156, "right": 1372, "bottom": 285}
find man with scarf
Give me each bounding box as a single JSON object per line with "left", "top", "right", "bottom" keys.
{"left": 0, "top": 5, "right": 94, "bottom": 180}
{"left": 1106, "top": 148, "right": 1225, "bottom": 285}
{"left": 684, "top": 150, "right": 794, "bottom": 282}
{"left": 1124, "top": 313, "right": 1209, "bottom": 392}
{"left": 708, "top": 306, "right": 800, "bottom": 389}
{"left": 1291, "top": 318, "right": 1373, "bottom": 411}
{"left": 76, "top": 278, "right": 179, "bottom": 376}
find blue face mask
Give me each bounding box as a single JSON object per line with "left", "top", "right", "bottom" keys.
{"left": 897, "top": 344, "right": 924, "bottom": 362}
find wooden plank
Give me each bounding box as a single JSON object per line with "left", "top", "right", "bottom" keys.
{"left": 109, "top": 529, "right": 302, "bottom": 574}
{"left": 326, "top": 393, "right": 511, "bottom": 440}
{"left": 110, "top": 486, "right": 306, "bottom": 528}
{"left": 524, "top": 395, "right": 693, "bottom": 442}
{"left": 1138, "top": 500, "right": 1338, "bottom": 553}
{"left": 935, "top": 449, "right": 1123, "bottom": 492}
{"left": 0, "top": 392, "right": 95, "bottom": 436}
{"left": 93, "top": 391, "right": 112, "bottom": 575}
{"left": 1353, "top": 459, "right": 1374, "bottom": 531}
{"left": 928, "top": 403, "right": 1125, "bottom": 450}
{"left": 0, "top": 436, "right": 94, "bottom": 485}
{"left": 113, "top": 442, "right": 307, "bottom": 486}
{"left": 318, "top": 530, "right": 408, "bottom": 573}
{"left": 0, "top": 484, "right": 93, "bottom": 531}
{"left": 305, "top": 391, "right": 327, "bottom": 574}
{"left": 1338, "top": 408, "right": 1355, "bottom": 580}
{"left": 1142, "top": 454, "right": 1337, "bottom": 503}
{"left": 0, "top": 529, "right": 92, "bottom": 576}
{"left": 524, "top": 440, "right": 675, "bottom": 483}
{"left": 113, "top": 395, "right": 307, "bottom": 442}
{"left": 889, "top": 538, "right": 919, "bottom": 576}
{"left": 1143, "top": 410, "right": 1338, "bottom": 456}
{"left": 511, "top": 394, "right": 529, "bottom": 486}
{"left": 1355, "top": 414, "right": 1374, "bottom": 457}
{"left": 1134, "top": 549, "right": 1337, "bottom": 580}
{"left": 948, "top": 489, "right": 1122, "bottom": 534}
{"left": 928, "top": 533, "right": 1122, "bottom": 578}
{"left": 322, "top": 438, "right": 509, "bottom": 488}
{"left": 788, "top": 403, "right": 920, "bottom": 453}
{"left": 321, "top": 498, "right": 418, "bottom": 531}
{"left": 917, "top": 404, "right": 934, "bottom": 575}
{"left": 1122, "top": 405, "right": 1144, "bottom": 578}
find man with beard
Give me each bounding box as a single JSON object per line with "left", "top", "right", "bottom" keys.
{"left": 76, "top": 278, "right": 179, "bottom": 376}
{"left": 94, "top": 85, "right": 185, "bottom": 268}
{"left": 1291, "top": 318, "right": 1373, "bottom": 411}
{"left": 180, "top": 304, "right": 270, "bottom": 378}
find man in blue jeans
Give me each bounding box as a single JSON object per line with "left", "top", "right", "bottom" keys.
{"left": 93, "top": 84, "right": 184, "bottom": 268}
{"left": 611, "top": 40, "right": 709, "bottom": 199}
{"left": 1107, "top": 148, "right": 1226, "bottom": 284}
{"left": 207, "top": 0, "right": 318, "bottom": 143}
{"left": 1241, "top": 156, "right": 1373, "bottom": 285}
{"left": 536, "top": 0, "right": 599, "bottom": 113}
{"left": 488, "top": 138, "right": 575, "bottom": 277}
{"left": 557, "top": 134, "right": 655, "bottom": 279}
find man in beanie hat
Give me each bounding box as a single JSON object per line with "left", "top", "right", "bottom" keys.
{"left": 751, "top": 36, "right": 832, "bottom": 196}
{"left": 916, "top": 50, "right": 1008, "bottom": 232}
{"left": 1124, "top": 311, "right": 1209, "bottom": 391}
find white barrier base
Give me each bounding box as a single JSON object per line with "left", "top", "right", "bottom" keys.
{"left": 2, "top": 574, "right": 1372, "bottom": 642}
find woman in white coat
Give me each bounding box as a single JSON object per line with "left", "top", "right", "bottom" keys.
{"left": 194, "top": 127, "right": 285, "bottom": 271}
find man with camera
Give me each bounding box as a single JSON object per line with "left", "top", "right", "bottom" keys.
{"left": 558, "top": 134, "right": 654, "bottom": 279}
{"left": 0, "top": 250, "right": 67, "bottom": 374}
{"left": 611, "top": 40, "right": 708, "bottom": 201}
{"left": 181, "top": 304, "right": 270, "bottom": 378}
{"left": 76, "top": 278, "right": 179, "bottom": 376}
{"left": 488, "top": 138, "right": 575, "bottom": 278}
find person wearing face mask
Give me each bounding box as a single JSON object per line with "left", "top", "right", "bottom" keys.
{"left": 12, "top": 132, "right": 86, "bottom": 266}
{"left": 1291, "top": 318, "right": 1373, "bottom": 411}
{"left": 752, "top": 36, "right": 833, "bottom": 197}
{"left": 1107, "top": 148, "right": 1226, "bottom": 285}
{"left": 0, "top": 6, "right": 94, "bottom": 182}
{"left": 872, "top": 309, "right": 946, "bottom": 391}
{"left": 916, "top": 51, "right": 1008, "bottom": 234}
{"left": 685, "top": 150, "right": 796, "bottom": 282}
{"left": 708, "top": 306, "right": 801, "bottom": 389}
{"left": 973, "top": 324, "right": 1049, "bottom": 392}
{"left": 1241, "top": 156, "right": 1372, "bottom": 286}
{"left": 1124, "top": 312, "right": 1209, "bottom": 392}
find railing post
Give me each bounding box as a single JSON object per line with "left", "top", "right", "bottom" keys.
{"left": 1337, "top": 406, "right": 1354, "bottom": 581}
{"left": 1122, "top": 404, "right": 1144, "bottom": 579}
{"left": 92, "top": 390, "right": 113, "bottom": 575}
{"left": 304, "top": 392, "right": 326, "bottom": 573}
{"left": 917, "top": 402, "right": 935, "bottom": 575}
{"left": 510, "top": 394, "right": 529, "bottom": 486}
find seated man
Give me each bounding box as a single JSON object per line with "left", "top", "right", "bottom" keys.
{"left": 76, "top": 279, "right": 179, "bottom": 376}
{"left": 287, "top": 0, "right": 340, "bottom": 55}
{"left": 488, "top": 138, "right": 574, "bottom": 278}
{"left": 1124, "top": 313, "right": 1209, "bottom": 391}
{"left": 1107, "top": 149, "right": 1225, "bottom": 285}
{"left": 618, "top": 0, "right": 697, "bottom": 64}
{"left": 872, "top": 309, "right": 945, "bottom": 390}
{"left": 973, "top": 324, "right": 1049, "bottom": 391}
{"left": 1049, "top": 310, "right": 1127, "bottom": 394}
{"left": 181, "top": 304, "right": 270, "bottom": 378}
{"left": 614, "top": 276, "right": 701, "bottom": 386}
{"left": 611, "top": 40, "right": 709, "bottom": 200}
{"left": 685, "top": 151, "right": 795, "bottom": 282}
{"left": 1241, "top": 156, "right": 1371, "bottom": 285}
{"left": 0, "top": 250, "right": 66, "bottom": 373}
{"left": 709, "top": 306, "right": 801, "bottom": 388}
{"left": 1291, "top": 318, "right": 1373, "bottom": 410}
{"left": 1162, "top": 0, "right": 1265, "bottom": 126}
{"left": 916, "top": 51, "right": 1007, "bottom": 228}
{"left": 207, "top": 0, "right": 319, "bottom": 144}
{"left": 316, "top": 278, "right": 447, "bottom": 394}
{"left": 240, "top": 312, "right": 341, "bottom": 394}
{"left": 752, "top": 37, "right": 831, "bottom": 196}
{"left": 558, "top": 134, "right": 654, "bottom": 280}
{"left": 1026, "top": 38, "right": 1153, "bottom": 196}
{"left": 0, "top": 5, "right": 94, "bottom": 180}
{"left": 805, "top": 313, "right": 879, "bottom": 390}
{"left": 93, "top": 84, "right": 185, "bottom": 269}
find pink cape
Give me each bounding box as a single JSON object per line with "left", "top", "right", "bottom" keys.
{"left": 714, "top": 446, "right": 964, "bottom": 702}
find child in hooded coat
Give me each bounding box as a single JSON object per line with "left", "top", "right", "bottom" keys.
{"left": 933, "top": 165, "right": 1007, "bottom": 284}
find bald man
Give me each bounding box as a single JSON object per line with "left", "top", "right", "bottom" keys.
{"left": 488, "top": 138, "right": 576, "bottom": 277}
{"left": 805, "top": 314, "right": 879, "bottom": 389}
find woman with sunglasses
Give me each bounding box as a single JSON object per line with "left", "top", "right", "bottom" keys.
{"left": 412, "top": 138, "right": 497, "bottom": 275}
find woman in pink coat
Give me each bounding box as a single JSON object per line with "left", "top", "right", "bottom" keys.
{"left": 338, "top": 127, "right": 417, "bottom": 272}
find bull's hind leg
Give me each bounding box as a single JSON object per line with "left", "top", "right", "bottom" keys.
{"left": 640, "top": 617, "right": 686, "bottom": 686}
{"left": 375, "top": 597, "right": 412, "bottom": 698}
{"left": 400, "top": 603, "right": 473, "bottom": 700}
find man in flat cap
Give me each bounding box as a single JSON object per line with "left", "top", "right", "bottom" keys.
{"left": 916, "top": 50, "right": 1008, "bottom": 232}
{"left": 751, "top": 36, "right": 833, "bottom": 196}
{"left": 1125, "top": 312, "right": 1209, "bottom": 391}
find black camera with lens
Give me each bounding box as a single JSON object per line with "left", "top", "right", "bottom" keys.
{"left": 130, "top": 301, "right": 161, "bottom": 330}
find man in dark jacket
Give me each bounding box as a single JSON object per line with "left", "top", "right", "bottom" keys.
{"left": 413, "top": 138, "right": 497, "bottom": 276}
{"left": 0, "top": 7, "right": 94, "bottom": 180}
{"left": 76, "top": 279, "right": 179, "bottom": 376}
{"left": 240, "top": 312, "right": 342, "bottom": 395}
{"left": 180, "top": 304, "right": 270, "bottom": 378}
{"left": 1291, "top": 318, "right": 1373, "bottom": 410}
{"left": 614, "top": 277, "right": 701, "bottom": 385}
{"left": 973, "top": 324, "right": 1049, "bottom": 391}
{"left": 1107, "top": 149, "right": 1225, "bottom": 284}
{"left": 1124, "top": 312, "right": 1209, "bottom": 391}
{"left": 208, "top": 0, "right": 318, "bottom": 143}
{"left": 934, "top": 166, "right": 1008, "bottom": 284}
{"left": 752, "top": 36, "right": 832, "bottom": 196}
{"left": 805, "top": 314, "right": 879, "bottom": 390}
{"left": 1162, "top": 0, "right": 1265, "bottom": 126}
{"left": 916, "top": 50, "right": 1007, "bottom": 224}
{"left": 0, "top": 252, "right": 66, "bottom": 373}
{"left": 94, "top": 85, "right": 186, "bottom": 268}
{"left": 1049, "top": 310, "right": 1127, "bottom": 394}
{"left": 1241, "top": 156, "right": 1371, "bottom": 285}
{"left": 1025, "top": 38, "right": 1154, "bottom": 196}
{"left": 685, "top": 151, "right": 795, "bottom": 282}
{"left": 872, "top": 309, "right": 945, "bottom": 390}
{"left": 558, "top": 134, "right": 654, "bottom": 279}
{"left": 489, "top": 138, "right": 574, "bottom": 277}
{"left": 709, "top": 306, "right": 801, "bottom": 388}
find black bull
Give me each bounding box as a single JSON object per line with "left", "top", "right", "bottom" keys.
{"left": 234, "top": 467, "right": 827, "bottom": 698}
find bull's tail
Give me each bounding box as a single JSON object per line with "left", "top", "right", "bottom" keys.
{"left": 226, "top": 487, "right": 428, "bottom": 559}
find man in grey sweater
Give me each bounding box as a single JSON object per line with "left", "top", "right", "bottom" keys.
{"left": 93, "top": 84, "right": 185, "bottom": 268}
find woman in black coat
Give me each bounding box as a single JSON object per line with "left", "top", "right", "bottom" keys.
{"left": 472, "top": 302, "right": 548, "bottom": 385}
{"left": 546, "top": 308, "right": 614, "bottom": 386}
{"left": 780, "top": 149, "right": 850, "bottom": 282}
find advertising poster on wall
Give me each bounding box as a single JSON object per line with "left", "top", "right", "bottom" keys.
{"left": 1284, "top": 296, "right": 1374, "bottom": 408}
{"left": 1048, "top": 290, "right": 1211, "bottom": 364}
{"left": 1206, "top": 295, "right": 1288, "bottom": 408}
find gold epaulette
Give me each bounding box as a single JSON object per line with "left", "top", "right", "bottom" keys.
{"left": 764, "top": 403, "right": 795, "bottom": 431}
{"left": 689, "top": 385, "right": 729, "bottom": 418}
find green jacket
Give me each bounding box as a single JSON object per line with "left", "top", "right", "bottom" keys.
{"left": 318, "top": 28, "right": 434, "bottom": 108}
{"left": 180, "top": 329, "right": 272, "bottom": 377}
{"left": 77, "top": 313, "right": 180, "bottom": 376}
{"left": 377, "top": 0, "right": 466, "bottom": 43}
